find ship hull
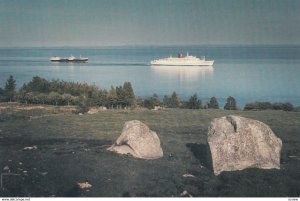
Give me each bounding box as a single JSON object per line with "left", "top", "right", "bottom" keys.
{"left": 50, "top": 58, "right": 88, "bottom": 63}
{"left": 67, "top": 59, "right": 88, "bottom": 63}
{"left": 150, "top": 60, "right": 214, "bottom": 66}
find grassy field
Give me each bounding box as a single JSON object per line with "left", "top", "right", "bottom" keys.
{"left": 0, "top": 105, "right": 299, "bottom": 197}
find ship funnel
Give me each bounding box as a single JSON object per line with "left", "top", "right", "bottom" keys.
{"left": 178, "top": 53, "right": 183, "bottom": 58}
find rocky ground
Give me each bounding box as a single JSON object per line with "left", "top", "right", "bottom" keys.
{"left": 0, "top": 104, "right": 299, "bottom": 197}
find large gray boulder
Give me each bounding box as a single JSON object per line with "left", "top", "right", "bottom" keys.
{"left": 207, "top": 115, "right": 282, "bottom": 175}
{"left": 107, "top": 120, "right": 163, "bottom": 159}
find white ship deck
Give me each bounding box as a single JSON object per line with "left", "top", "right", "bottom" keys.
{"left": 150, "top": 53, "right": 214, "bottom": 66}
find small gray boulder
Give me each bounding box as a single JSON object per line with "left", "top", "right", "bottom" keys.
{"left": 107, "top": 120, "right": 163, "bottom": 159}
{"left": 208, "top": 115, "right": 282, "bottom": 175}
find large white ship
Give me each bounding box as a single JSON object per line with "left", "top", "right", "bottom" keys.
{"left": 150, "top": 52, "right": 214, "bottom": 66}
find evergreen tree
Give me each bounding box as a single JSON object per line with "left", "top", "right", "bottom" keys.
{"left": 224, "top": 96, "right": 237, "bottom": 110}
{"left": 169, "top": 92, "right": 181, "bottom": 108}
{"left": 163, "top": 92, "right": 181, "bottom": 108}
{"left": 116, "top": 86, "right": 125, "bottom": 107}
{"left": 0, "top": 87, "right": 4, "bottom": 102}
{"left": 107, "top": 86, "right": 117, "bottom": 108}
{"left": 151, "top": 93, "right": 161, "bottom": 106}
{"left": 123, "top": 82, "right": 135, "bottom": 107}
{"left": 208, "top": 97, "right": 219, "bottom": 109}
{"left": 163, "top": 95, "right": 171, "bottom": 107}
{"left": 25, "top": 76, "right": 50, "bottom": 93}
{"left": 187, "top": 94, "right": 201, "bottom": 109}
{"left": 143, "top": 94, "right": 162, "bottom": 109}
{"left": 4, "top": 75, "right": 16, "bottom": 102}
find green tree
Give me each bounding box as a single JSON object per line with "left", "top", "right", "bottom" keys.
{"left": 0, "top": 87, "right": 4, "bottom": 102}
{"left": 281, "top": 102, "right": 294, "bottom": 111}
{"left": 24, "top": 92, "right": 35, "bottom": 104}
{"left": 4, "top": 75, "right": 16, "bottom": 102}
{"left": 186, "top": 94, "right": 201, "bottom": 109}
{"left": 163, "top": 92, "right": 181, "bottom": 108}
{"left": 143, "top": 98, "right": 155, "bottom": 109}
{"left": 48, "top": 92, "right": 61, "bottom": 106}
{"left": 170, "top": 92, "right": 181, "bottom": 108}
{"left": 224, "top": 96, "right": 237, "bottom": 110}
{"left": 271, "top": 102, "right": 295, "bottom": 111}
{"left": 208, "top": 97, "right": 219, "bottom": 109}
{"left": 24, "top": 76, "right": 50, "bottom": 93}
{"left": 62, "top": 93, "right": 75, "bottom": 105}
{"left": 123, "top": 82, "right": 135, "bottom": 107}
{"left": 36, "top": 93, "right": 48, "bottom": 104}
{"left": 107, "top": 86, "right": 117, "bottom": 108}
{"left": 163, "top": 95, "right": 171, "bottom": 107}
{"left": 143, "top": 94, "right": 162, "bottom": 109}
{"left": 116, "top": 86, "right": 125, "bottom": 108}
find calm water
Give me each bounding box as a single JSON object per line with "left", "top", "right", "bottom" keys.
{"left": 0, "top": 46, "right": 300, "bottom": 107}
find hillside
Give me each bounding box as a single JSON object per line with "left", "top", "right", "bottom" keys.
{"left": 0, "top": 106, "right": 299, "bottom": 197}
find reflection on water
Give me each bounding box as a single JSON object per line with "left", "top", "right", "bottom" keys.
{"left": 51, "top": 63, "right": 84, "bottom": 71}
{"left": 150, "top": 65, "right": 214, "bottom": 81}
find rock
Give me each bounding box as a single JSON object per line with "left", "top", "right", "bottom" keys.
{"left": 180, "top": 190, "right": 192, "bottom": 197}
{"left": 87, "top": 108, "right": 98, "bottom": 114}
{"left": 3, "top": 166, "right": 10, "bottom": 171}
{"left": 39, "top": 171, "right": 48, "bottom": 176}
{"left": 77, "top": 181, "right": 92, "bottom": 189}
{"left": 99, "top": 106, "right": 107, "bottom": 111}
{"left": 107, "top": 120, "right": 163, "bottom": 159}
{"left": 207, "top": 115, "right": 282, "bottom": 176}
{"left": 87, "top": 107, "right": 107, "bottom": 114}
{"left": 23, "top": 145, "right": 37, "bottom": 150}
{"left": 182, "top": 174, "right": 196, "bottom": 178}
{"left": 152, "top": 106, "right": 163, "bottom": 111}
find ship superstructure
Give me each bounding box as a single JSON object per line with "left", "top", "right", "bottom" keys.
{"left": 50, "top": 55, "right": 88, "bottom": 63}
{"left": 150, "top": 52, "right": 214, "bottom": 66}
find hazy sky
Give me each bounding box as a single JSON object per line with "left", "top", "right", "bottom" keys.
{"left": 0, "top": 0, "right": 299, "bottom": 47}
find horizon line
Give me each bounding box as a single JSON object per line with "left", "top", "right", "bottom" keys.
{"left": 1, "top": 44, "right": 300, "bottom": 49}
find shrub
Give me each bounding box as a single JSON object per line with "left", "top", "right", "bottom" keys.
{"left": 143, "top": 94, "right": 162, "bottom": 110}
{"left": 272, "top": 102, "right": 294, "bottom": 111}
{"left": 244, "top": 102, "right": 272, "bottom": 110}
{"left": 244, "top": 101, "right": 294, "bottom": 111}
{"left": 74, "top": 103, "right": 89, "bottom": 114}
{"left": 282, "top": 102, "right": 294, "bottom": 111}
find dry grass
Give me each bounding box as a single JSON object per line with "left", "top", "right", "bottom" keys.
{"left": 0, "top": 107, "right": 299, "bottom": 197}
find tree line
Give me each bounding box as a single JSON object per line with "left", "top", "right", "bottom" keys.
{"left": 0, "top": 75, "right": 296, "bottom": 112}
{"left": 0, "top": 75, "right": 135, "bottom": 109}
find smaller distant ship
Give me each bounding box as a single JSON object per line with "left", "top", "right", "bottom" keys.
{"left": 150, "top": 52, "right": 214, "bottom": 66}
{"left": 50, "top": 55, "right": 88, "bottom": 63}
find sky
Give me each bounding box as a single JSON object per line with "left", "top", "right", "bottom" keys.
{"left": 0, "top": 0, "right": 299, "bottom": 47}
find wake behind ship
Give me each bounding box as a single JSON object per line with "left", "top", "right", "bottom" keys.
{"left": 150, "top": 52, "right": 214, "bottom": 66}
